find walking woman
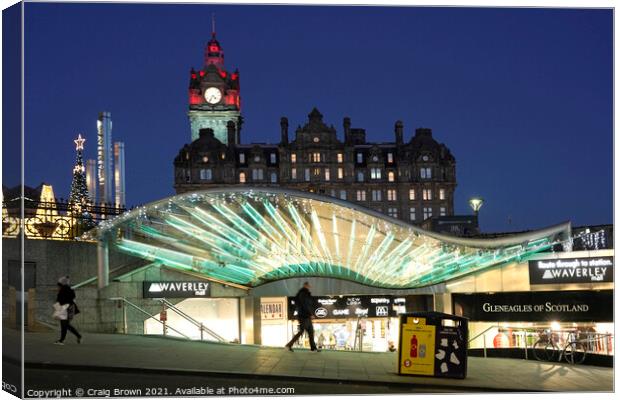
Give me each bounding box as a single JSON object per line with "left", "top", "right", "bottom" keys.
{"left": 53, "top": 276, "right": 82, "bottom": 345}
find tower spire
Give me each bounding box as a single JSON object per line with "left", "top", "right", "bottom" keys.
{"left": 211, "top": 13, "right": 216, "bottom": 38}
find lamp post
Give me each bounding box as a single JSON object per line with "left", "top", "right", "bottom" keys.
{"left": 469, "top": 197, "right": 484, "bottom": 216}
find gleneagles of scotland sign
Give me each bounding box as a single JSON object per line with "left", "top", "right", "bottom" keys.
{"left": 528, "top": 257, "right": 613, "bottom": 284}
{"left": 143, "top": 281, "right": 211, "bottom": 298}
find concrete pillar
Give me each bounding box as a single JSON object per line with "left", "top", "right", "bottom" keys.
{"left": 238, "top": 297, "right": 262, "bottom": 345}
{"left": 97, "top": 240, "right": 109, "bottom": 289}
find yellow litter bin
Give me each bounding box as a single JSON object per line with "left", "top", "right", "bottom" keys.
{"left": 398, "top": 312, "right": 468, "bottom": 379}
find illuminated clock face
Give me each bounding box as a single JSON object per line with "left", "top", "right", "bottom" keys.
{"left": 204, "top": 87, "right": 222, "bottom": 104}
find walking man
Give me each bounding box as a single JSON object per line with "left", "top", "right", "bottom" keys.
{"left": 285, "top": 281, "right": 320, "bottom": 352}
{"left": 54, "top": 276, "right": 82, "bottom": 345}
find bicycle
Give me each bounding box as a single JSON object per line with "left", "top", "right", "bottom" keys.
{"left": 532, "top": 329, "right": 559, "bottom": 362}
{"left": 532, "top": 329, "right": 587, "bottom": 364}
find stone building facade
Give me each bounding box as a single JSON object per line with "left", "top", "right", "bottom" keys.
{"left": 174, "top": 33, "right": 456, "bottom": 224}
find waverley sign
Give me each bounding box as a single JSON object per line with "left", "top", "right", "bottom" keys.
{"left": 143, "top": 281, "right": 211, "bottom": 298}
{"left": 529, "top": 257, "right": 613, "bottom": 284}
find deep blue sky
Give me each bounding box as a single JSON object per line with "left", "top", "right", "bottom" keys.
{"left": 11, "top": 3, "right": 613, "bottom": 232}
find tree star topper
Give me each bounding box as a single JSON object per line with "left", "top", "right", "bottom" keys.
{"left": 74, "top": 134, "right": 86, "bottom": 151}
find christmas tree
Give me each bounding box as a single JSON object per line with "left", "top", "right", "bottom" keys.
{"left": 68, "top": 134, "right": 91, "bottom": 213}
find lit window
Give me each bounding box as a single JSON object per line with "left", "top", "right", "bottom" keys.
{"left": 409, "top": 189, "right": 416, "bottom": 200}
{"left": 409, "top": 207, "right": 416, "bottom": 221}
{"left": 357, "top": 171, "right": 364, "bottom": 182}
{"left": 291, "top": 154, "right": 297, "bottom": 163}
{"left": 387, "top": 153, "right": 394, "bottom": 163}
{"left": 291, "top": 168, "right": 297, "bottom": 180}
{"left": 423, "top": 207, "right": 433, "bottom": 220}
{"left": 239, "top": 172, "right": 246, "bottom": 183}
{"left": 372, "top": 190, "right": 382, "bottom": 202}
{"left": 221, "top": 152, "right": 226, "bottom": 160}
{"left": 356, "top": 153, "right": 363, "bottom": 163}
{"left": 312, "top": 152, "right": 321, "bottom": 163}
{"left": 313, "top": 168, "right": 321, "bottom": 176}
{"left": 388, "top": 208, "right": 398, "bottom": 218}
{"left": 202, "top": 156, "right": 209, "bottom": 163}
{"left": 252, "top": 168, "right": 264, "bottom": 180}
{"left": 271, "top": 172, "right": 277, "bottom": 183}
{"left": 239, "top": 153, "right": 246, "bottom": 163}
{"left": 200, "top": 169, "right": 212, "bottom": 181}
{"left": 337, "top": 153, "right": 343, "bottom": 163}
{"left": 440, "top": 207, "right": 447, "bottom": 216}
{"left": 304, "top": 168, "right": 310, "bottom": 181}
{"left": 421, "top": 167, "right": 432, "bottom": 179}
{"left": 388, "top": 171, "right": 395, "bottom": 182}
{"left": 337, "top": 168, "right": 344, "bottom": 179}
{"left": 387, "top": 189, "right": 397, "bottom": 201}
{"left": 423, "top": 189, "right": 432, "bottom": 201}
{"left": 325, "top": 168, "right": 331, "bottom": 181}
{"left": 439, "top": 188, "right": 446, "bottom": 200}
{"left": 356, "top": 190, "right": 366, "bottom": 201}
{"left": 339, "top": 190, "right": 347, "bottom": 200}
{"left": 270, "top": 153, "right": 277, "bottom": 164}
{"left": 370, "top": 168, "right": 382, "bottom": 179}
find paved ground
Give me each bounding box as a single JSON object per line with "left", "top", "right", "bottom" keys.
{"left": 3, "top": 329, "right": 614, "bottom": 394}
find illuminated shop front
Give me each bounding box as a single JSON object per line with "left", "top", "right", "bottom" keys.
{"left": 448, "top": 250, "right": 614, "bottom": 356}
{"left": 85, "top": 188, "right": 576, "bottom": 348}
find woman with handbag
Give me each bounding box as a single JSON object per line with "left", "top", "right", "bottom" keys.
{"left": 53, "top": 276, "right": 82, "bottom": 345}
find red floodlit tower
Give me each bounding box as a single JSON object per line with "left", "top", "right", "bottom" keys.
{"left": 188, "top": 15, "right": 242, "bottom": 144}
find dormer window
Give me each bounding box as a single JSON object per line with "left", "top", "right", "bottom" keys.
{"left": 239, "top": 153, "right": 246, "bottom": 163}
{"left": 202, "top": 156, "right": 209, "bottom": 163}
{"left": 270, "top": 153, "right": 277, "bottom": 164}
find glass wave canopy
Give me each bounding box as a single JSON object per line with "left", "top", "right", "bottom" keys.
{"left": 87, "top": 189, "right": 568, "bottom": 289}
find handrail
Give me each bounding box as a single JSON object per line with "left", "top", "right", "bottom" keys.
{"left": 468, "top": 324, "right": 499, "bottom": 344}
{"left": 108, "top": 297, "right": 190, "bottom": 339}
{"left": 73, "top": 259, "right": 150, "bottom": 289}
{"left": 154, "top": 298, "right": 226, "bottom": 342}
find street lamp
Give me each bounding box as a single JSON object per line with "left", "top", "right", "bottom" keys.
{"left": 469, "top": 197, "right": 484, "bottom": 216}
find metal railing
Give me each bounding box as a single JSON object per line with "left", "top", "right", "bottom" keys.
{"left": 108, "top": 297, "right": 190, "bottom": 339}
{"left": 152, "top": 298, "right": 226, "bottom": 342}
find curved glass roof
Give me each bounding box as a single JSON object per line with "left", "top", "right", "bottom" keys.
{"left": 85, "top": 188, "right": 571, "bottom": 289}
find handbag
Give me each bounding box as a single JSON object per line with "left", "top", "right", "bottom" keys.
{"left": 52, "top": 302, "right": 69, "bottom": 320}
{"left": 67, "top": 303, "right": 80, "bottom": 319}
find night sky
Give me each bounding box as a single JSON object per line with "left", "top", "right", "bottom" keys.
{"left": 5, "top": 3, "right": 613, "bottom": 232}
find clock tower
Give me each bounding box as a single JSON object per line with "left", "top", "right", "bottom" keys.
{"left": 188, "top": 25, "right": 241, "bottom": 144}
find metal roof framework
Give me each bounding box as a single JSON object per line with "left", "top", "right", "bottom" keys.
{"left": 84, "top": 188, "right": 571, "bottom": 289}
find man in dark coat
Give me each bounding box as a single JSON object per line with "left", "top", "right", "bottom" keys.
{"left": 285, "top": 282, "right": 319, "bottom": 352}
{"left": 54, "top": 276, "right": 82, "bottom": 345}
